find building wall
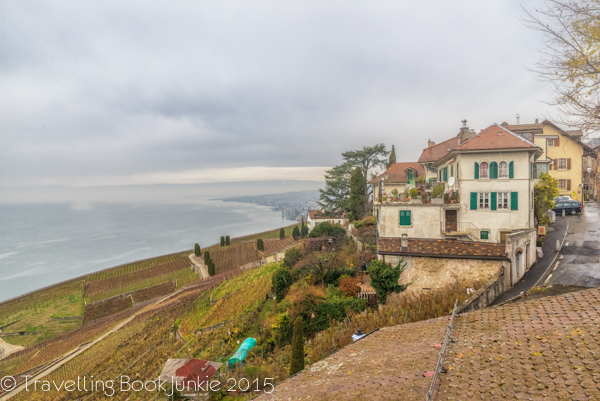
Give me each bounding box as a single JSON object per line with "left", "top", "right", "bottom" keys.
{"left": 534, "top": 125, "right": 584, "bottom": 202}
{"left": 379, "top": 254, "right": 506, "bottom": 300}
{"left": 375, "top": 204, "right": 443, "bottom": 239}
{"left": 452, "top": 151, "right": 536, "bottom": 243}
{"left": 373, "top": 183, "right": 408, "bottom": 202}
{"left": 307, "top": 217, "right": 347, "bottom": 232}
{"left": 504, "top": 228, "right": 537, "bottom": 287}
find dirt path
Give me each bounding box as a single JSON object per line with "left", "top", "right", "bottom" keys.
{"left": 189, "top": 254, "right": 210, "bottom": 279}
{"left": 0, "top": 338, "right": 24, "bottom": 360}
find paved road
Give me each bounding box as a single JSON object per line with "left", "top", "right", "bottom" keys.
{"left": 546, "top": 201, "right": 600, "bottom": 288}
{"left": 493, "top": 215, "right": 569, "bottom": 305}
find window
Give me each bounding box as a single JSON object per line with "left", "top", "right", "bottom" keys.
{"left": 499, "top": 161, "right": 508, "bottom": 178}
{"left": 407, "top": 172, "right": 413, "bottom": 180}
{"left": 479, "top": 192, "right": 490, "bottom": 209}
{"left": 547, "top": 139, "right": 555, "bottom": 147}
{"left": 558, "top": 158, "right": 567, "bottom": 170}
{"left": 496, "top": 192, "right": 509, "bottom": 209}
{"left": 533, "top": 163, "right": 549, "bottom": 179}
{"left": 399, "top": 210, "right": 411, "bottom": 226}
{"left": 480, "top": 230, "right": 489, "bottom": 240}
{"left": 451, "top": 165, "right": 454, "bottom": 177}
{"left": 558, "top": 179, "right": 567, "bottom": 190}
{"left": 480, "top": 162, "right": 489, "bottom": 179}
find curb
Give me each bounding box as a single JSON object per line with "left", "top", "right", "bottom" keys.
{"left": 495, "top": 218, "right": 570, "bottom": 307}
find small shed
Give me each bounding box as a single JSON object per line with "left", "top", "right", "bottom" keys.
{"left": 159, "top": 359, "right": 222, "bottom": 390}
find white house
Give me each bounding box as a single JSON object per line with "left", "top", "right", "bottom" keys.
{"left": 307, "top": 210, "right": 348, "bottom": 232}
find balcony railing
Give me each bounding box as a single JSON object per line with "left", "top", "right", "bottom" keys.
{"left": 440, "top": 221, "right": 492, "bottom": 242}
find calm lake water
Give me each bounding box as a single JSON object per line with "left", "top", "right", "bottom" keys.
{"left": 0, "top": 201, "right": 293, "bottom": 302}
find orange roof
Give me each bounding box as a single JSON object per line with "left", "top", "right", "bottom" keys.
{"left": 378, "top": 237, "right": 508, "bottom": 260}
{"left": 418, "top": 136, "right": 460, "bottom": 163}
{"left": 455, "top": 124, "right": 538, "bottom": 151}
{"left": 368, "top": 162, "right": 425, "bottom": 184}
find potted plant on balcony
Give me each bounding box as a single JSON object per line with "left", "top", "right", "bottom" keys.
{"left": 382, "top": 195, "right": 388, "bottom": 203}
{"left": 403, "top": 188, "right": 409, "bottom": 202}
{"left": 391, "top": 188, "right": 399, "bottom": 202}
{"left": 409, "top": 187, "right": 420, "bottom": 204}
{"left": 431, "top": 184, "right": 444, "bottom": 204}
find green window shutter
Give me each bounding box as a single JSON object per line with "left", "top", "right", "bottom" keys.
{"left": 509, "top": 161, "right": 514, "bottom": 178}
{"left": 511, "top": 192, "right": 518, "bottom": 210}
{"left": 491, "top": 192, "right": 497, "bottom": 210}
{"left": 474, "top": 162, "right": 479, "bottom": 179}
{"left": 490, "top": 162, "right": 498, "bottom": 179}
{"left": 451, "top": 165, "right": 453, "bottom": 177}
{"left": 470, "top": 192, "right": 477, "bottom": 210}
{"left": 443, "top": 167, "right": 448, "bottom": 182}
{"left": 456, "top": 163, "right": 459, "bottom": 179}
{"left": 439, "top": 170, "right": 442, "bottom": 182}
{"left": 406, "top": 211, "right": 411, "bottom": 225}
{"left": 480, "top": 231, "right": 488, "bottom": 240}
{"left": 399, "top": 211, "right": 411, "bottom": 226}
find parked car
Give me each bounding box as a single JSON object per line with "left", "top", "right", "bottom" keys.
{"left": 553, "top": 200, "right": 582, "bottom": 215}
{"left": 554, "top": 195, "right": 572, "bottom": 202}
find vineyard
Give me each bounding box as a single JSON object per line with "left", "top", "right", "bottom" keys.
{"left": 83, "top": 296, "right": 134, "bottom": 324}
{"left": 84, "top": 257, "right": 191, "bottom": 297}
{"left": 228, "top": 223, "right": 297, "bottom": 245}
{"left": 85, "top": 267, "right": 198, "bottom": 303}
{"left": 84, "top": 251, "right": 191, "bottom": 282}
{"left": 179, "top": 263, "right": 278, "bottom": 337}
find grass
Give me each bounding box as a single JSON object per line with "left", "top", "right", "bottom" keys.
{"left": 0, "top": 281, "right": 85, "bottom": 346}
{"left": 85, "top": 268, "right": 199, "bottom": 303}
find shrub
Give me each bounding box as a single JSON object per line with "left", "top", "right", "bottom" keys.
{"left": 283, "top": 248, "right": 303, "bottom": 269}
{"left": 280, "top": 228, "right": 285, "bottom": 240}
{"left": 194, "top": 243, "right": 201, "bottom": 257}
{"left": 431, "top": 184, "right": 444, "bottom": 199}
{"left": 204, "top": 251, "right": 210, "bottom": 265}
{"left": 257, "top": 238, "right": 264, "bottom": 251}
{"left": 339, "top": 276, "right": 361, "bottom": 298}
{"left": 272, "top": 267, "right": 293, "bottom": 302}
{"left": 292, "top": 226, "right": 300, "bottom": 239}
{"left": 226, "top": 236, "right": 230, "bottom": 246}
{"left": 536, "top": 237, "right": 543, "bottom": 247}
{"left": 409, "top": 187, "right": 418, "bottom": 199}
{"left": 289, "top": 317, "right": 305, "bottom": 375}
{"left": 208, "top": 260, "right": 215, "bottom": 276}
{"left": 368, "top": 259, "right": 408, "bottom": 304}
{"left": 220, "top": 236, "right": 225, "bottom": 247}
{"left": 308, "top": 222, "right": 346, "bottom": 238}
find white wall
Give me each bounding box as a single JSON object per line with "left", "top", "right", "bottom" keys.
{"left": 376, "top": 204, "right": 443, "bottom": 238}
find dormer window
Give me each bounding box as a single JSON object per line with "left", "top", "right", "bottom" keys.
{"left": 480, "top": 162, "right": 489, "bottom": 179}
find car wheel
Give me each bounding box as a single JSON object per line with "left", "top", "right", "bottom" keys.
{"left": 571, "top": 210, "right": 577, "bottom": 215}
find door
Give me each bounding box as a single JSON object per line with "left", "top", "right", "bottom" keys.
{"left": 445, "top": 210, "right": 457, "bottom": 232}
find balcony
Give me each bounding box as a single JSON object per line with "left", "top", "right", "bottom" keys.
{"left": 440, "top": 221, "right": 492, "bottom": 242}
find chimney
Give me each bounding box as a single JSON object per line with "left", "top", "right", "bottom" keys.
{"left": 516, "top": 114, "right": 520, "bottom": 125}
{"left": 458, "top": 119, "right": 469, "bottom": 144}
{"left": 401, "top": 234, "right": 408, "bottom": 251}
{"left": 468, "top": 129, "right": 476, "bottom": 140}
{"left": 427, "top": 139, "right": 436, "bottom": 148}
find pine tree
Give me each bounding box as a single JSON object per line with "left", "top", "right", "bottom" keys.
{"left": 257, "top": 238, "right": 264, "bottom": 251}
{"left": 388, "top": 144, "right": 396, "bottom": 168}
{"left": 303, "top": 224, "right": 309, "bottom": 237}
{"left": 220, "top": 236, "right": 225, "bottom": 247}
{"left": 300, "top": 218, "right": 306, "bottom": 238}
{"left": 204, "top": 251, "right": 210, "bottom": 265}
{"left": 279, "top": 228, "right": 285, "bottom": 240}
{"left": 208, "top": 260, "right": 215, "bottom": 276}
{"left": 348, "top": 166, "right": 367, "bottom": 221}
{"left": 194, "top": 243, "right": 201, "bottom": 257}
{"left": 292, "top": 226, "right": 300, "bottom": 240}
{"left": 226, "top": 236, "right": 230, "bottom": 246}
{"left": 289, "top": 317, "right": 305, "bottom": 375}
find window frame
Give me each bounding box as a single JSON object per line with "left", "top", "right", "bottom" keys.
{"left": 498, "top": 161, "right": 508, "bottom": 178}
{"left": 558, "top": 179, "right": 567, "bottom": 190}
{"left": 479, "top": 192, "right": 490, "bottom": 209}
{"left": 497, "top": 192, "right": 509, "bottom": 209}
{"left": 547, "top": 139, "right": 555, "bottom": 147}
{"left": 479, "top": 162, "right": 489, "bottom": 179}
{"left": 558, "top": 158, "right": 567, "bottom": 170}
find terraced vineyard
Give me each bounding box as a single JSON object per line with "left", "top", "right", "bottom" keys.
{"left": 84, "top": 257, "right": 191, "bottom": 297}
{"left": 84, "top": 251, "right": 191, "bottom": 282}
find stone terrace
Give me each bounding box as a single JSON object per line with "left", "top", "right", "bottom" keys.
{"left": 256, "top": 317, "right": 449, "bottom": 400}
{"left": 437, "top": 287, "right": 600, "bottom": 400}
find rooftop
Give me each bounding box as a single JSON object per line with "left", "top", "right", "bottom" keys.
{"left": 378, "top": 237, "right": 509, "bottom": 260}
{"left": 308, "top": 210, "right": 346, "bottom": 220}
{"left": 454, "top": 124, "right": 538, "bottom": 152}
{"left": 159, "top": 358, "right": 221, "bottom": 389}
{"left": 418, "top": 136, "right": 460, "bottom": 163}
{"left": 368, "top": 162, "right": 425, "bottom": 184}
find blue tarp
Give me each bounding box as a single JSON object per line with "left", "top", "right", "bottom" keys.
{"left": 228, "top": 338, "right": 256, "bottom": 365}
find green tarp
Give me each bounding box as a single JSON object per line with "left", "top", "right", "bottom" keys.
{"left": 228, "top": 337, "right": 256, "bottom": 365}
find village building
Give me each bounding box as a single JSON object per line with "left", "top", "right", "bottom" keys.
{"left": 503, "top": 119, "right": 594, "bottom": 202}
{"left": 374, "top": 123, "right": 541, "bottom": 288}
{"left": 369, "top": 162, "right": 425, "bottom": 201}
{"left": 306, "top": 210, "right": 348, "bottom": 233}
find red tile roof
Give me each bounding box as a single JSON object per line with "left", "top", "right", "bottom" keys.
{"left": 368, "top": 162, "right": 425, "bottom": 184}
{"left": 378, "top": 237, "right": 508, "bottom": 260}
{"left": 455, "top": 124, "right": 538, "bottom": 151}
{"left": 417, "top": 136, "right": 460, "bottom": 163}
{"left": 308, "top": 210, "right": 345, "bottom": 220}
{"left": 159, "top": 358, "right": 221, "bottom": 389}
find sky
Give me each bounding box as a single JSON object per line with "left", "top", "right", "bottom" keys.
{"left": 0, "top": 0, "right": 554, "bottom": 198}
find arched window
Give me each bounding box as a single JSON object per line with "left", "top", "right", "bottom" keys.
{"left": 499, "top": 161, "right": 508, "bottom": 178}
{"left": 480, "top": 162, "right": 489, "bottom": 179}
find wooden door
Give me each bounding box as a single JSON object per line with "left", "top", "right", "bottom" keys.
{"left": 445, "top": 210, "right": 457, "bottom": 232}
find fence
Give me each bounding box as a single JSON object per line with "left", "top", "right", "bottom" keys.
{"left": 426, "top": 299, "right": 458, "bottom": 401}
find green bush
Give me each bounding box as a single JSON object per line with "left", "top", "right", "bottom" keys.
{"left": 194, "top": 243, "right": 201, "bottom": 257}
{"left": 292, "top": 226, "right": 300, "bottom": 239}
{"left": 308, "top": 222, "right": 346, "bottom": 238}
{"left": 204, "top": 251, "right": 210, "bottom": 265}
{"left": 431, "top": 184, "right": 444, "bottom": 199}
{"left": 368, "top": 259, "right": 408, "bottom": 304}
{"left": 289, "top": 317, "right": 305, "bottom": 375}
{"left": 208, "top": 260, "right": 215, "bottom": 276}
{"left": 272, "top": 267, "right": 293, "bottom": 302}
{"left": 283, "top": 248, "right": 303, "bottom": 269}
{"left": 257, "top": 238, "right": 264, "bottom": 251}
{"left": 280, "top": 228, "right": 285, "bottom": 240}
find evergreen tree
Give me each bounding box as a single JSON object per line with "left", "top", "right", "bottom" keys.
{"left": 279, "top": 228, "right": 285, "bottom": 240}
{"left": 300, "top": 218, "right": 306, "bottom": 238}
{"left": 194, "top": 243, "right": 201, "bottom": 257}
{"left": 292, "top": 226, "right": 300, "bottom": 240}
{"left": 348, "top": 166, "right": 367, "bottom": 221}
{"left": 208, "top": 260, "right": 215, "bottom": 276}
{"left": 220, "top": 236, "right": 225, "bottom": 247}
{"left": 302, "top": 224, "right": 309, "bottom": 237}
{"left": 204, "top": 251, "right": 210, "bottom": 265}
{"left": 272, "top": 266, "right": 293, "bottom": 302}
{"left": 257, "top": 238, "right": 264, "bottom": 251}
{"left": 388, "top": 144, "right": 396, "bottom": 168}
{"left": 226, "top": 236, "right": 230, "bottom": 246}
{"left": 289, "top": 317, "right": 305, "bottom": 375}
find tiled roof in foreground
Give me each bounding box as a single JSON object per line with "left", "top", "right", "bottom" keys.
{"left": 437, "top": 286, "right": 600, "bottom": 400}
{"left": 256, "top": 317, "right": 449, "bottom": 400}
{"left": 378, "top": 237, "right": 509, "bottom": 260}
{"left": 256, "top": 286, "right": 600, "bottom": 400}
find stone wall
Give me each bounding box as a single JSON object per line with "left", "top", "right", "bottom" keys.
{"left": 504, "top": 228, "right": 537, "bottom": 287}
{"left": 456, "top": 271, "right": 506, "bottom": 313}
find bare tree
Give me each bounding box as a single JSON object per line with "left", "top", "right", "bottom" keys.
{"left": 523, "top": 0, "right": 600, "bottom": 134}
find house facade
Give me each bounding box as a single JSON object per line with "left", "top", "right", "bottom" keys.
{"left": 369, "top": 162, "right": 425, "bottom": 201}
{"left": 307, "top": 210, "right": 347, "bottom": 232}
{"left": 375, "top": 124, "right": 541, "bottom": 286}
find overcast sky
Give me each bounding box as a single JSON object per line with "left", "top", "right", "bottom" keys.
{"left": 0, "top": 0, "right": 553, "bottom": 191}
